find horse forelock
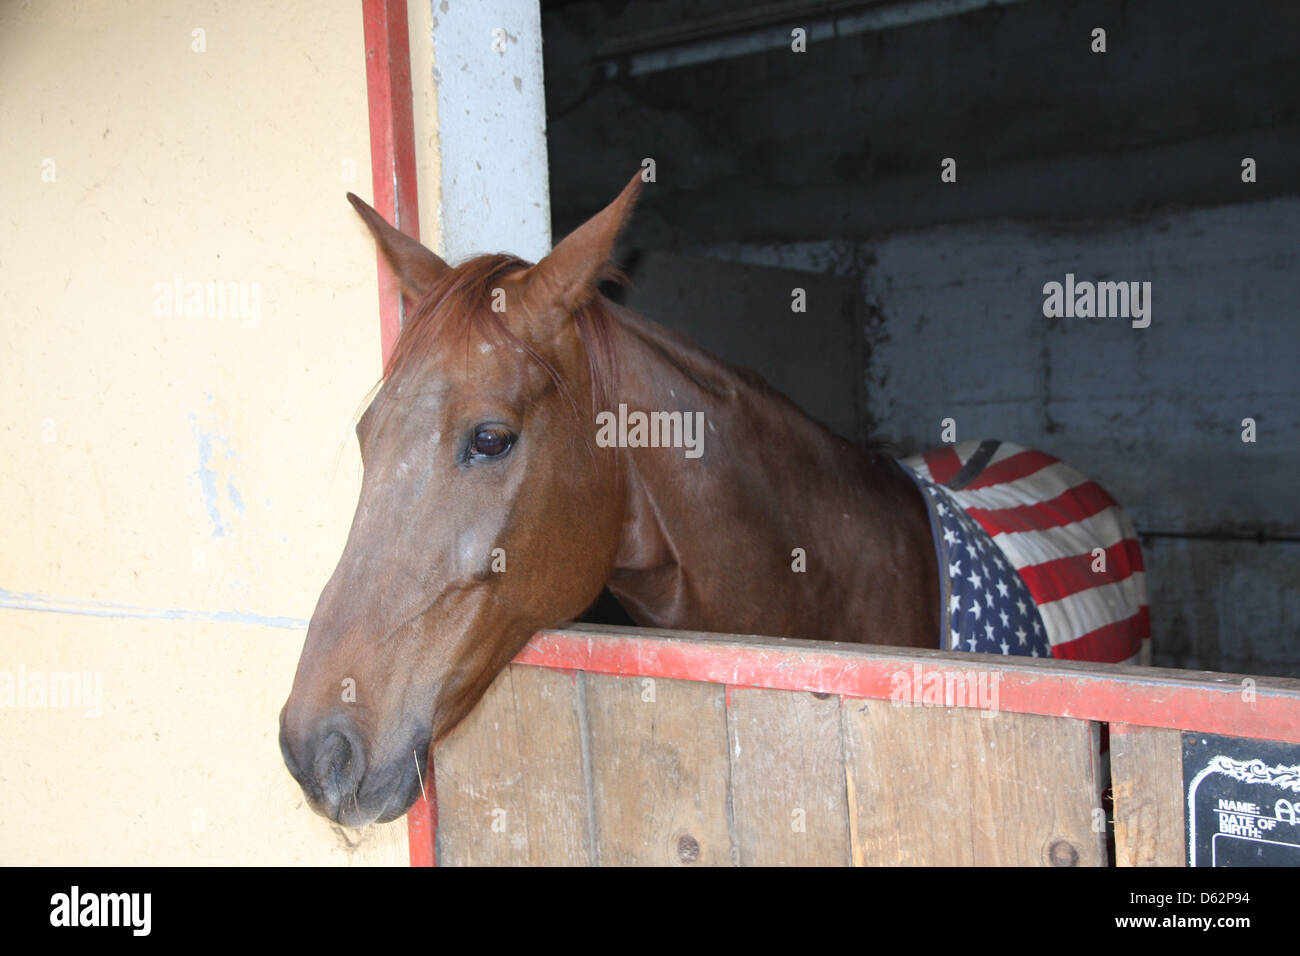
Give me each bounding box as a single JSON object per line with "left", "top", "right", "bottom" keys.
{"left": 382, "top": 253, "right": 620, "bottom": 413}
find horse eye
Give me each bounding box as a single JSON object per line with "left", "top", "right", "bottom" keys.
{"left": 469, "top": 426, "right": 515, "bottom": 460}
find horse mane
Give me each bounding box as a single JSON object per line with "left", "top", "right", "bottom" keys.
{"left": 383, "top": 253, "right": 620, "bottom": 414}
{"left": 382, "top": 253, "right": 890, "bottom": 459}
{"left": 616, "top": 305, "right": 895, "bottom": 459}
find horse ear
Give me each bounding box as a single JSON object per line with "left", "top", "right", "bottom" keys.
{"left": 518, "top": 171, "right": 642, "bottom": 314}
{"left": 347, "top": 193, "right": 450, "bottom": 301}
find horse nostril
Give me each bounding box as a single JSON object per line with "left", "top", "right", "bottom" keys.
{"left": 313, "top": 727, "right": 365, "bottom": 816}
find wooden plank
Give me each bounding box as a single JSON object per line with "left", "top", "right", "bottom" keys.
{"left": 1111, "top": 722, "right": 1186, "bottom": 866}
{"left": 842, "top": 697, "right": 1105, "bottom": 865}
{"left": 431, "top": 668, "right": 527, "bottom": 865}
{"left": 727, "top": 688, "right": 850, "bottom": 865}
{"left": 508, "top": 666, "right": 591, "bottom": 865}
{"left": 518, "top": 625, "right": 1300, "bottom": 743}
{"left": 584, "top": 674, "right": 733, "bottom": 865}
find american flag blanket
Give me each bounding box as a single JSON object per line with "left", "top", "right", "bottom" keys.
{"left": 899, "top": 440, "right": 1150, "bottom": 665}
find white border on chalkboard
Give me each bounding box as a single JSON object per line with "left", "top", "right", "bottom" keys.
{"left": 1187, "top": 754, "right": 1300, "bottom": 866}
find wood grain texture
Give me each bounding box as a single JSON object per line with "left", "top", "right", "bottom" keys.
{"left": 433, "top": 665, "right": 590, "bottom": 865}
{"left": 842, "top": 697, "right": 1105, "bottom": 866}
{"left": 432, "top": 667, "right": 527, "bottom": 865}
{"left": 509, "top": 665, "right": 592, "bottom": 865}
{"left": 584, "top": 674, "right": 733, "bottom": 865}
{"left": 1111, "top": 722, "right": 1186, "bottom": 866}
{"left": 428, "top": 631, "right": 1229, "bottom": 867}
{"left": 727, "top": 688, "right": 850, "bottom": 865}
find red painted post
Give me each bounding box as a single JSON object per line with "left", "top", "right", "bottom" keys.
{"left": 406, "top": 775, "right": 438, "bottom": 868}
{"left": 517, "top": 627, "right": 1300, "bottom": 744}
{"left": 360, "top": 0, "right": 435, "bottom": 867}
{"left": 362, "top": 0, "right": 421, "bottom": 364}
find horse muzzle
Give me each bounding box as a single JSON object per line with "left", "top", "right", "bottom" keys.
{"left": 279, "top": 707, "right": 428, "bottom": 827}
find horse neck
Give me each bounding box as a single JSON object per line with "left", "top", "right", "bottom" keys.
{"left": 602, "top": 306, "right": 939, "bottom": 647}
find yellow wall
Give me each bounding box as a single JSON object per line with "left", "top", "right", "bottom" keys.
{"left": 0, "top": 0, "right": 439, "bottom": 864}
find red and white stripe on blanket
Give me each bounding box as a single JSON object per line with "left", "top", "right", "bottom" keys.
{"left": 903, "top": 440, "right": 1151, "bottom": 665}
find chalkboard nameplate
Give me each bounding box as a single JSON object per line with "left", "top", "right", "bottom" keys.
{"left": 1184, "top": 732, "right": 1300, "bottom": 866}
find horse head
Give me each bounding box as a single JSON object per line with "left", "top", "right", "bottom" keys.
{"left": 279, "top": 174, "right": 641, "bottom": 825}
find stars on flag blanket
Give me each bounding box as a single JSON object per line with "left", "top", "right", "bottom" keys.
{"left": 927, "top": 481, "right": 1051, "bottom": 657}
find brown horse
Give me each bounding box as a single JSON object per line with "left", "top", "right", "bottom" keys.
{"left": 280, "top": 172, "right": 1145, "bottom": 826}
